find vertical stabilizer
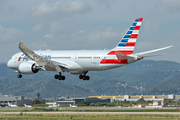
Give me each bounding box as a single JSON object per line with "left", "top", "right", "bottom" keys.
{"left": 109, "top": 18, "right": 143, "bottom": 55}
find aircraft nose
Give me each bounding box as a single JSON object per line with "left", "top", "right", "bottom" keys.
{"left": 7, "top": 59, "right": 11, "bottom": 68}
{"left": 7, "top": 59, "right": 14, "bottom": 69}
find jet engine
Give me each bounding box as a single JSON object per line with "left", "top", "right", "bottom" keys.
{"left": 18, "top": 62, "right": 39, "bottom": 74}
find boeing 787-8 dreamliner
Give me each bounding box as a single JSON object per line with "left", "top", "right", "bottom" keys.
{"left": 7, "top": 18, "right": 172, "bottom": 80}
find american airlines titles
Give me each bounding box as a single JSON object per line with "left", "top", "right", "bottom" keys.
{"left": 23, "top": 55, "right": 51, "bottom": 61}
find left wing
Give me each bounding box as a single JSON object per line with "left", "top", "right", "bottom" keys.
{"left": 19, "top": 42, "right": 70, "bottom": 72}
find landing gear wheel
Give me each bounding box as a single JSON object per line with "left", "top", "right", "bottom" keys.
{"left": 17, "top": 74, "right": 22, "bottom": 78}
{"left": 61, "top": 76, "right": 65, "bottom": 80}
{"left": 58, "top": 76, "right": 61, "bottom": 80}
{"left": 54, "top": 75, "right": 58, "bottom": 79}
{"left": 86, "top": 76, "right": 90, "bottom": 80}
{"left": 80, "top": 74, "right": 90, "bottom": 80}
{"left": 55, "top": 72, "right": 66, "bottom": 80}
{"left": 79, "top": 75, "right": 83, "bottom": 79}
{"left": 83, "top": 76, "right": 86, "bottom": 80}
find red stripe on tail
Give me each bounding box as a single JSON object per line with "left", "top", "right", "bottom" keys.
{"left": 130, "top": 34, "right": 138, "bottom": 38}
{"left": 125, "top": 42, "right": 136, "bottom": 47}
{"left": 138, "top": 18, "right": 143, "bottom": 22}
{"left": 134, "top": 26, "right": 140, "bottom": 30}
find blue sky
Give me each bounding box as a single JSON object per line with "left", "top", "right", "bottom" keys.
{"left": 1, "top": 0, "right": 179, "bottom": 62}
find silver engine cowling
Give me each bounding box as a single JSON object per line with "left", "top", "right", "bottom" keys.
{"left": 18, "top": 62, "right": 39, "bottom": 74}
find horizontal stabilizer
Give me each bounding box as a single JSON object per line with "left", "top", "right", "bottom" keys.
{"left": 135, "top": 45, "right": 173, "bottom": 56}
{"left": 142, "top": 54, "right": 166, "bottom": 58}
{"left": 115, "top": 53, "right": 133, "bottom": 60}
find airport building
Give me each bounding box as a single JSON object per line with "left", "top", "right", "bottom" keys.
{"left": 56, "top": 97, "right": 111, "bottom": 105}
{"left": 89, "top": 94, "right": 177, "bottom": 102}
{"left": 54, "top": 94, "right": 178, "bottom": 105}
{"left": 0, "top": 96, "right": 31, "bottom": 107}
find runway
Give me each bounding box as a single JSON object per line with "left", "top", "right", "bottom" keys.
{"left": 1, "top": 112, "right": 180, "bottom": 115}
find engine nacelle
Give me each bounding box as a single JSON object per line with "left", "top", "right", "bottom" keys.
{"left": 18, "top": 62, "right": 39, "bottom": 75}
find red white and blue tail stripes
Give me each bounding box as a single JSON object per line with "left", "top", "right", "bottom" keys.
{"left": 109, "top": 18, "right": 143, "bottom": 55}
{"left": 100, "top": 18, "right": 143, "bottom": 64}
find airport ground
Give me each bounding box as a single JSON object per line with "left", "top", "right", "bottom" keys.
{"left": 0, "top": 112, "right": 179, "bottom": 120}
{"left": 0, "top": 107, "right": 180, "bottom": 119}
{"left": 0, "top": 113, "right": 179, "bottom": 120}
{"left": 0, "top": 106, "right": 180, "bottom": 111}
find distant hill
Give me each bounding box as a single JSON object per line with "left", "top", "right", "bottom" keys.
{"left": 1, "top": 60, "right": 180, "bottom": 98}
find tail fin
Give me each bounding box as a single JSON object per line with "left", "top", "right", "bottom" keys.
{"left": 109, "top": 18, "right": 143, "bottom": 55}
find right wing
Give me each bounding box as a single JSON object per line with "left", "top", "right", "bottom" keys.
{"left": 134, "top": 45, "right": 173, "bottom": 56}
{"left": 19, "top": 41, "right": 70, "bottom": 72}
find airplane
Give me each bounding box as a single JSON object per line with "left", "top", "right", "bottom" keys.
{"left": 7, "top": 18, "right": 172, "bottom": 80}
{"left": 48, "top": 104, "right": 60, "bottom": 108}
{"left": 24, "top": 104, "right": 32, "bottom": 108}
{"left": 69, "top": 104, "right": 77, "bottom": 108}
{"left": 8, "top": 102, "right": 17, "bottom": 108}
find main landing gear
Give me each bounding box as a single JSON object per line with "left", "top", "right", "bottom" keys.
{"left": 54, "top": 72, "right": 65, "bottom": 80}
{"left": 79, "top": 75, "right": 90, "bottom": 80}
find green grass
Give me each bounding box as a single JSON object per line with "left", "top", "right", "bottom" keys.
{"left": 0, "top": 114, "right": 179, "bottom": 120}
{"left": 59, "top": 109, "right": 180, "bottom": 112}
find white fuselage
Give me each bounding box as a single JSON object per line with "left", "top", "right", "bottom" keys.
{"left": 7, "top": 50, "right": 137, "bottom": 74}
{"left": 25, "top": 105, "right": 32, "bottom": 108}
{"left": 8, "top": 104, "right": 17, "bottom": 107}
{"left": 48, "top": 104, "right": 59, "bottom": 107}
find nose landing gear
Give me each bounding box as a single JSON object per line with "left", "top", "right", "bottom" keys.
{"left": 17, "top": 74, "right": 22, "bottom": 78}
